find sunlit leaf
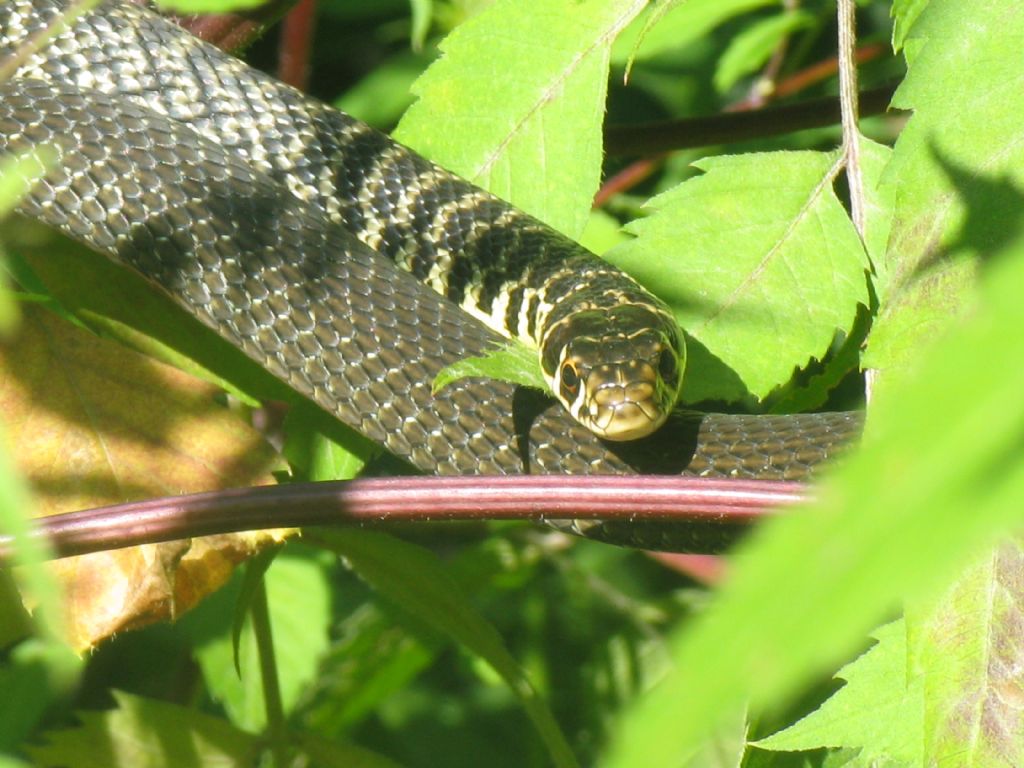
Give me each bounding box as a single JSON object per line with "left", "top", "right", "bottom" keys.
{"left": 754, "top": 620, "right": 922, "bottom": 765}
{"left": 869, "top": 0, "right": 1024, "bottom": 382}
{"left": 607, "top": 151, "right": 869, "bottom": 402}
{"left": 891, "top": 0, "right": 929, "bottom": 51}
{"left": 908, "top": 540, "right": 1024, "bottom": 767}
{"left": 396, "top": 0, "right": 646, "bottom": 238}
{"left": 433, "top": 340, "right": 546, "bottom": 394}
{"left": 611, "top": 0, "right": 779, "bottom": 65}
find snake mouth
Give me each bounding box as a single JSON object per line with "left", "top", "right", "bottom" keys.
{"left": 548, "top": 313, "right": 684, "bottom": 440}
{"left": 584, "top": 378, "right": 667, "bottom": 441}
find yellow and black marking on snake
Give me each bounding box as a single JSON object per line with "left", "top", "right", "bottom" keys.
{"left": 0, "top": 0, "right": 862, "bottom": 549}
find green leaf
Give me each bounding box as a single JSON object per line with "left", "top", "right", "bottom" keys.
{"left": 606, "top": 151, "right": 869, "bottom": 403}
{"left": 908, "top": 539, "right": 1024, "bottom": 767}
{"left": 713, "top": 11, "right": 815, "bottom": 94}
{"left": 761, "top": 137, "right": 889, "bottom": 413}
{"left": 683, "top": 706, "right": 748, "bottom": 768}
{"left": 26, "top": 690, "right": 259, "bottom": 768}
{"left": 611, "top": 0, "right": 780, "bottom": 65}
{"left": 766, "top": 304, "right": 869, "bottom": 414}
{"left": 579, "top": 209, "right": 631, "bottom": 254}
{"left": 868, "top": 0, "right": 1024, "bottom": 380}
{"left": 617, "top": 0, "right": 687, "bottom": 79}
{"left": 153, "top": 0, "right": 266, "bottom": 12}
{"left": 408, "top": 0, "right": 432, "bottom": 51}
{"left": 395, "top": 0, "right": 647, "bottom": 239}
{"left": 319, "top": 529, "right": 579, "bottom": 768}
{"left": 754, "top": 620, "right": 922, "bottom": 765}
{"left": 601, "top": 226, "right": 1024, "bottom": 767}
{"left": 0, "top": 150, "right": 55, "bottom": 333}
{"left": 0, "top": 149, "right": 52, "bottom": 218}
{"left": 0, "top": 638, "right": 82, "bottom": 752}
{"left": 300, "top": 603, "right": 437, "bottom": 731}
{"left": 231, "top": 547, "right": 280, "bottom": 677}
{"left": 295, "top": 731, "right": 407, "bottom": 768}
{"left": 0, "top": 420, "right": 66, "bottom": 641}
{"left": 191, "top": 596, "right": 263, "bottom": 731}
{"left": 186, "top": 547, "right": 332, "bottom": 732}
{"left": 335, "top": 50, "right": 433, "bottom": 128}
{"left": 0, "top": 570, "right": 31, "bottom": 651}
{"left": 891, "top": 0, "right": 930, "bottom": 51}
{"left": 433, "top": 340, "right": 547, "bottom": 394}
{"left": 816, "top": 750, "right": 902, "bottom": 768}
{"left": 282, "top": 401, "right": 378, "bottom": 482}
{"left": 857, "top": 137, "right": 895, "bottom": 269}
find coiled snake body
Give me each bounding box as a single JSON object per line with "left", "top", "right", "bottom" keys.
{"left": 0, "top": 0, "right": 861, "bottom": 550}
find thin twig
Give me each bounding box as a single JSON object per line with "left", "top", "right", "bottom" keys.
{"left": 0, "top": 476, "right": 808, "bottom": 561}
{"left": 604, "top": 83, "right": 898, "bottom": 156}
{"left": 277, "top": 0, "right": 317, "bottom": 90}
{"left": 597, "top": 43, "right": 891, "bottom": 203}
{"left": 593, "top": 152, "right": 667, "bottom": 207}
{"left": 774, "top": 42, "right": 886, "bottom": 100}
{"left": 837, "top": 0, "right": 865, "bottom": 236}
{"left": 735, "top": 0, "right": 797, "bottom": 111}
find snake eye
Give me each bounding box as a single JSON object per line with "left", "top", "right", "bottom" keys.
{"left": 560, "top": 361, "right": 581, "bottom": 394}
{"left": 658, "top": 347, "right": 677, "bottom": 382}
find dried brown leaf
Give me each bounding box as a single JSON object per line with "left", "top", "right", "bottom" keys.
{"left": 2, "top": 305, "right": 285, "bottom": 650}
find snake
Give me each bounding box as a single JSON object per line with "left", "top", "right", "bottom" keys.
{"left": 0, "top": 0, "right": 862, "bottom": 551}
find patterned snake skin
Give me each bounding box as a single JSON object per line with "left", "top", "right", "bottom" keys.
{"left": 0, "top": 0, "right": 862, "bottom": 550}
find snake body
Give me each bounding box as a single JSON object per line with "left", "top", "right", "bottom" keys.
{"left": 0, "top": 0, "right": 861, "bottom": 549}
{"left": 2, "top": 0, "right": 686, "bottom": 441}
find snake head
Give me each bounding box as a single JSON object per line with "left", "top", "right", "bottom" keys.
{"left": 543, "top": 304, "right": 685, "bottom": 441}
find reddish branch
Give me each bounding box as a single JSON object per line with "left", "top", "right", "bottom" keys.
{"left": 775, "top": 42, "right": 887, "bottom": 100}
{"left": 166, "top": 0, "right": 298, "bottom": 53}
{"left": 277, "top": 0, "right": 317, "bottom": 90}
{"left": 0, "top": 476, "right": 808, "bottom": 561}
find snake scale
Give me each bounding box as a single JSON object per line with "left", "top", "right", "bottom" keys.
{"left": 0, "top": 0, "right": 862, "bottom": 551}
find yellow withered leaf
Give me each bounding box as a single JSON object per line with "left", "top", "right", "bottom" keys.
{"left": 1, "top": 305, "right": 287, "bottom": 651}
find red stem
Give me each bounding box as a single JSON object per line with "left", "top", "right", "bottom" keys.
{"left": 277, "top": 0, "right": 317, "bottom": 90}
{"left": 0, "top": 476, "right": 807, "bottom": 560}
{"left": 168, "top": 1, "right": 296, "bottom": 53}
{"left": 774, "top": 42, "right": 886, "bottom": 100}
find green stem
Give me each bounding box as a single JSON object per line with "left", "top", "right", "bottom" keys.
{"left": 251, "top": 576, "right": 290, "bottom": 767}
{"left": 837, "top": 0, "right": 866, "bottom": 236}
